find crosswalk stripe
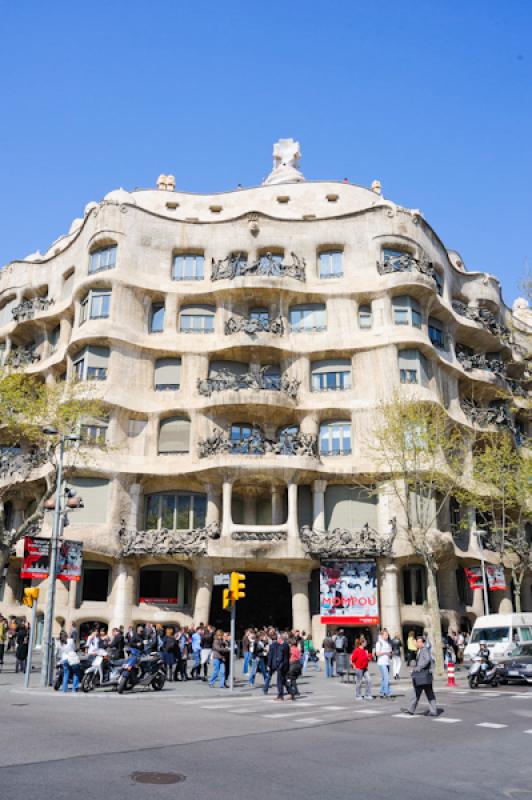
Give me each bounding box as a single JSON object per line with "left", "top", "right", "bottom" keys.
{"left": 524, "top": 729, "right": 532, "bottom": 734}
{"left": 354, "top": 708, "right": 380, "bottom": 714}
{"left": 434, "top": 718, "right": 461, "bottom": 723}
{"left": 322, "top": 705, "right": 345, "bottom": 711}
{"left": 392, "top": 713, "right": 419, "bottom": 719}
{"left": 292, "top": 717, "right": 324, "bottom": 724}
{"left": 228, "top": 708, "right": 261, "bottom": 714}
{"left": 476, "top": 722, "right": 507, "bottom": 729}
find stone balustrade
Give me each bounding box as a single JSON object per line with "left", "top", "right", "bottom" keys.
{"left": 211, "top": 252, "right": 306, "bottom": 281}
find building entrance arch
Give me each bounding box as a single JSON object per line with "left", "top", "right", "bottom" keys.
{"left": 210, "top": 572, "right": 292, "bottom": 634}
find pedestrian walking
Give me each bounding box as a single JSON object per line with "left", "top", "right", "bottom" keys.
{"left": 322, "top": 633, "right": 336, "bottom": 678}
{"left": 248, "top": 631, "right": 269, "bottom": 686}
{"left": 208, "top": 630, "right": 228, "bottom": 688}
{"left": 402, "top": 635, "right": 440, "bottom": 717}
{"left": 0, "top": 614, "right": 7, "bottom": 666}
{"left": 161, "top": 627, "right": 177, "bottom": 682}
{"left": 265, "top": 632, "right": 289, "bottom": 701}
{"left": 285, "top": 637, "right": 302, "bottom": 700}
{"left": 241, "top": 629, "right": 251, "bottom": 675}
{"left": 351, "top": 638, "right": 373, "bottom": 700}
{"left": 200, "top": 624, "right": 214, "bottom": 681}
{"left": 375, "top": 630, "right": 392, "bottom": 698}
{"left": 190, "top": 625, "right": 202, "bottom": 679}
{"left": 15, "top": 622, "right": 29, "bottom": 674}
{"left": 302, "top": 633, "right": 319, "bottom": 673}
{"left": 391, "top": 632, "right": 402, "bottom": 679}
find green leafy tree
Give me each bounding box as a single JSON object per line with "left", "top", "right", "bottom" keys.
{"left": 372, "top": 394, "right": 467, "bottom": 675}
{"left": 0, "top": 371, "right": 106, "bottom": 576}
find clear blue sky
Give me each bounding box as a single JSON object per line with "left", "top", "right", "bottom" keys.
{"left": 1, "top": 1, "right": 530, "bottom": 306}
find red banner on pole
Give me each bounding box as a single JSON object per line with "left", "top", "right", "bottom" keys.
{"left": 464, "top": 566, "right": 483, "bottom": 590}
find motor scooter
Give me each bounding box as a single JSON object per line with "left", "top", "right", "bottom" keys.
{"left": 468, "top": 655, "right": 502, "bottom": 688}
{"left": 81, "top": 649, "right": 127, "bottom": 692}
{"left": 116, "top": 650, "right": 165, "bottom": 694}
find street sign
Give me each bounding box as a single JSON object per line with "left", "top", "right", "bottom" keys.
{"left": 213, "top": 573, "right": 230, "bottom": 586}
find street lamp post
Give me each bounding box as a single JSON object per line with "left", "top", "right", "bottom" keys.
{"left": 40, "top": 429, "right": 78, "bottom": 687}
{"left": 473, "top": 529, "right": 490, "bottom": 616}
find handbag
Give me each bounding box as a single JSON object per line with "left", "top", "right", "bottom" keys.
{"left": 412, "top": 668, "right": 432, "bottom": 687}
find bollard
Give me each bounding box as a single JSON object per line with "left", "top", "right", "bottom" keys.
{"left": 447, "top": 661, "right": 456, "bottom": 687}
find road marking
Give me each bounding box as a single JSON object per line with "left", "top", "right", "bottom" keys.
{"left": 262, "top": 712, "right": 299, "bottom": 718}
{"left": 322, "top": 705, "right": 345, "bottom": 711}
{"left": 354, "top": 708, "right": 380, "bottom": 714}
{"left": 228, "top": 708, "right": 260, "bottom": 714}
{"left": 476, "top": 722, "right": 508, "bottom": 729}
{"left": 392, "top": 713, "right": 419, "bottom": 719}
{"left": 524, "top": 730, "right": 532, "bottom": 734}
{"left": 434, "top": 717, "right": 461, "bottom": 723}
{"left": 200, "top": 704, "right": 237, "bottom": 709}
{"left": 292, "top": 717, "right": 324, "bottom": 724}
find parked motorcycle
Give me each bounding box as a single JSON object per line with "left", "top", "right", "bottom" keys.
{"left": 468, "top": 655, "right": 503, "bottom": 688}
{"left": 81, "top": 650, "right": 126, "bottom": 692}
{"left": 116, "top": 651, "right": 166, "bottom": 694}
{"left": 53, "top": 653, "right": 92, "bottom": 691}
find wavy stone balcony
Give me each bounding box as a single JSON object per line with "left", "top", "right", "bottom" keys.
{"left": 452, "top": 301, "right": 511, "bottom": 342}
{"left": 12, "top": 297, "right": 55, "bottom": 322}
{"left": 211, "top": 252, "right": 306, "bottom": 282}
{"left": 198, "top": 427, "right": 318, "bottom": 459}
{"left": 197, "top": 367, "right": 299, "bottom": 399}
{"left": 224, "top": 315, "right": 284, "bottom": 336}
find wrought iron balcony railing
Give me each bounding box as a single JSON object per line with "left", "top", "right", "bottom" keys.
{"left": 377, "top": 252, "right": 437, "bottom": 281}
{"left": 460, "top": 398, "right": 517, "bottom": 435}
{"left": 224, "top": 315, "right": 284, "bottom": 336}
{"left": 455, "top": 345, "right": 507, "bottom": 378}
{"left": 6, "top": 344, "right": 40, "bottom": 368}
{"left": 211, "top": 252, "right": 306, "bottom": 282}
{"left": 452, "top": 301, "right": 511, "bottom": 342}
{"left": 198, "top": 427, "right": 318, "bottom": 458}
{"left": 197, "top": 367, "right": 299, "bottom": 399}
{"left": 12, "top": 297, "right": 55, "bottom": 322}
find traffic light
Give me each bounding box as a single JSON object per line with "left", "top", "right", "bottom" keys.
{"left": 23, "top": 587, "right": 39, "bottom": 607}
{"left": 222, "top": 588, "right": 232, "bottom": 610}
{"left": 230, "top": 572, "right": 246, "bottom": 601}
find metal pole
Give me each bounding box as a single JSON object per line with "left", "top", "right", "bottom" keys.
{"left": 24, "top": 599, "right": 38, "bottom": 689}
{"left": 40, "top": 437, "right": 64, "bottom": 687}
{"left": 478, "top": 535, "right": 490, "bottom": 616}
{"left": 229, "top": 602, "right": 236, "bottom": 692}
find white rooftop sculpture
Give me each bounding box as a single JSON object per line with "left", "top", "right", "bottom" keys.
{"left": 263, "top": 138, "right": 305, "bottom": 185}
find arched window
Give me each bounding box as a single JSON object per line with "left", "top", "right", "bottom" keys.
{"left": 158, "top": 417, "right": 190, "bottom": 454}
{"left": 179, "top": 304, "right": 215, "bottom": 333}
{"left": 172, "top": 253, "right": 204, "bottom": 281}
{"left": 311, "top": 359, "right": 351, "bottom": 392}
{"left": 358, "top": 303, "right": 373, "bottom": 329}
{"left": 402, "top": 566, "right": 427, "bottom": 605}
{"left": 89, "top": 244, "right": 117, "bottom": 274}
{"left": 319, "top": 421, "right": 351, "bottom": 456}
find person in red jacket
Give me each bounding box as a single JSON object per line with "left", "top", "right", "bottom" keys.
{"left": 351, "top": 638, "right": 373, "bottom": 700}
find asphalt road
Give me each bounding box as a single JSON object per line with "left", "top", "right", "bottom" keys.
{"left": 1, "top": 654, "right": 531, "bottom": 800}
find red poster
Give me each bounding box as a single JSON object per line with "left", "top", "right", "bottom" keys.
{"left": 464, "top": 566, "right": 484, "bottom": 590}
{"left": 21, "top": 536, "right": 50, "bottom": 580}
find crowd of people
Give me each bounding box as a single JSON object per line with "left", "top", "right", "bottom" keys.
{"left": 0, "top": 614, "right": 30, "bottom": 674}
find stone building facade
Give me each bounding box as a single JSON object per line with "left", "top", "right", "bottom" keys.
{"left": 0, "top": 140, "right": 530, "bottom": 644}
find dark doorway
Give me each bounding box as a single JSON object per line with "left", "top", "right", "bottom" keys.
{"left": 210, "top": 572, "right": 292, "bottom": 635}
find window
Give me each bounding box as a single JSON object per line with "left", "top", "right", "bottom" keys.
{"left": 289, "top": 304, "right": 326, "bottom": 333}
{"left": 179, "top": 305, "right": 215, "bottom": 333}
{"left": 325, "top": 485, "right": 378, "bottom": 530}
{"left": 249, "top": 307, "right": 269, "bottom": 325}
{"left": 145, "top": 493, "right": 207, "bottom": 530}
{"left": 73, "top": 346, "right": 109, "bottom": 381}
{"left": 50, "top": 325, "right": 60, "bottom": 352}
{"left": 138, "top": 565, "right": 193, "bottom": 607}
{"left": 172, "top": 253, "right": 204, "bottom": 281}
{"left": 319, "top": 421, "right": 352, "bottom": 455}
{"left": 398, "top": 349, "right": 429, "bottom": 386}
{"left": 402, "top": 566, "right": 427, "bottom": 605}
{"left": 154, "top": 358, "right": 181, "bottom": 391}
{"left": 67, "top": 477, "right": 110, "bottom": 524}
{"left": 311, "top": 359, "right": 352, "bottom": 391}
{"left": 456, "top": 568, "right": 473, "bottom": 606}
{"left": 89, "top": 245, "right": 117, "bottom": 274}
{"left": 319, "top": 250, "right": 343, "bottom": 278}
{"left": 81, "top": 562, "right": 110, "bottom": 602}
{"left": 150, "top": 303, "right": 165, "bottom": 333}
{"left": 230, "top": 423, "right": 254, "bottom": 453}
{"left": 80, "top": 289, "right": 111, "bottom": 324}
{"left": 434, "top": 271, "right": 444, "bottom": 296}
{"left": 128, "top": 419, "right": 146, "bottom": 437}
{"left": 428, "top": 317, "right": 444, "bottom": 349}
{"left": 80, "top": 423, "right": 108, "bottom": 445}
{"left": 358, "top": 304, "right": 373, "bottom": 329}
{"left": 392, "top": 295, "right": 422, "bottom": 327}
{"left": 158, "top": 417, "right": 190, "bottom": 454}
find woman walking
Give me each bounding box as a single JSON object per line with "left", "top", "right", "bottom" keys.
{"left": 375, "top": 630, "right": 392, "bottom": 698}
{"left": 351, "top": 638, "right": 373, "bottom": 700}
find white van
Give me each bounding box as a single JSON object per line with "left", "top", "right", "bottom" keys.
{"left": 464, "top": 613, "right": 532, "bottom": 662}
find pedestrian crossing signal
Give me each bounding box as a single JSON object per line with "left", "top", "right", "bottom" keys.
{"left": 230, "top": 571, "right": 246, "bottom": 601}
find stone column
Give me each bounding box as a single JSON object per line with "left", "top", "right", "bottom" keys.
{"left": 206, "top": 485, "right": 221, "bottom": 526}
{"left": 128, "top": 483, "right": 143, "bottom": 530}
{"left": 312, "top": 480, "right": 327, "bottom": 530}
{"left": 164, "top": 293, "right": 178, "bottom": 333}
{"left": 109, "top": 561, "right": 137, "bottom": 631}
{"left": 222, "top": 480, "right": 233, "bottom": 537}
{"left": 379, "top": 559, "right": 401, "bottom": 635}
{"left": 193, "top": 567, "right": 213, "bottom": 625}
{"left": 289, "top": 571, "right": 312, "bottom": 633}
{"left": 496, "top": 577, "right": 513, "bottom": 614}
{"left": 271, "top": 487, "right": 284, "bottom": 525}
{"left": 287, "top": 481, "right": 298, "bottom": 540}
{"left": 471, "top": 586, "right": 485, "bottom": 619}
